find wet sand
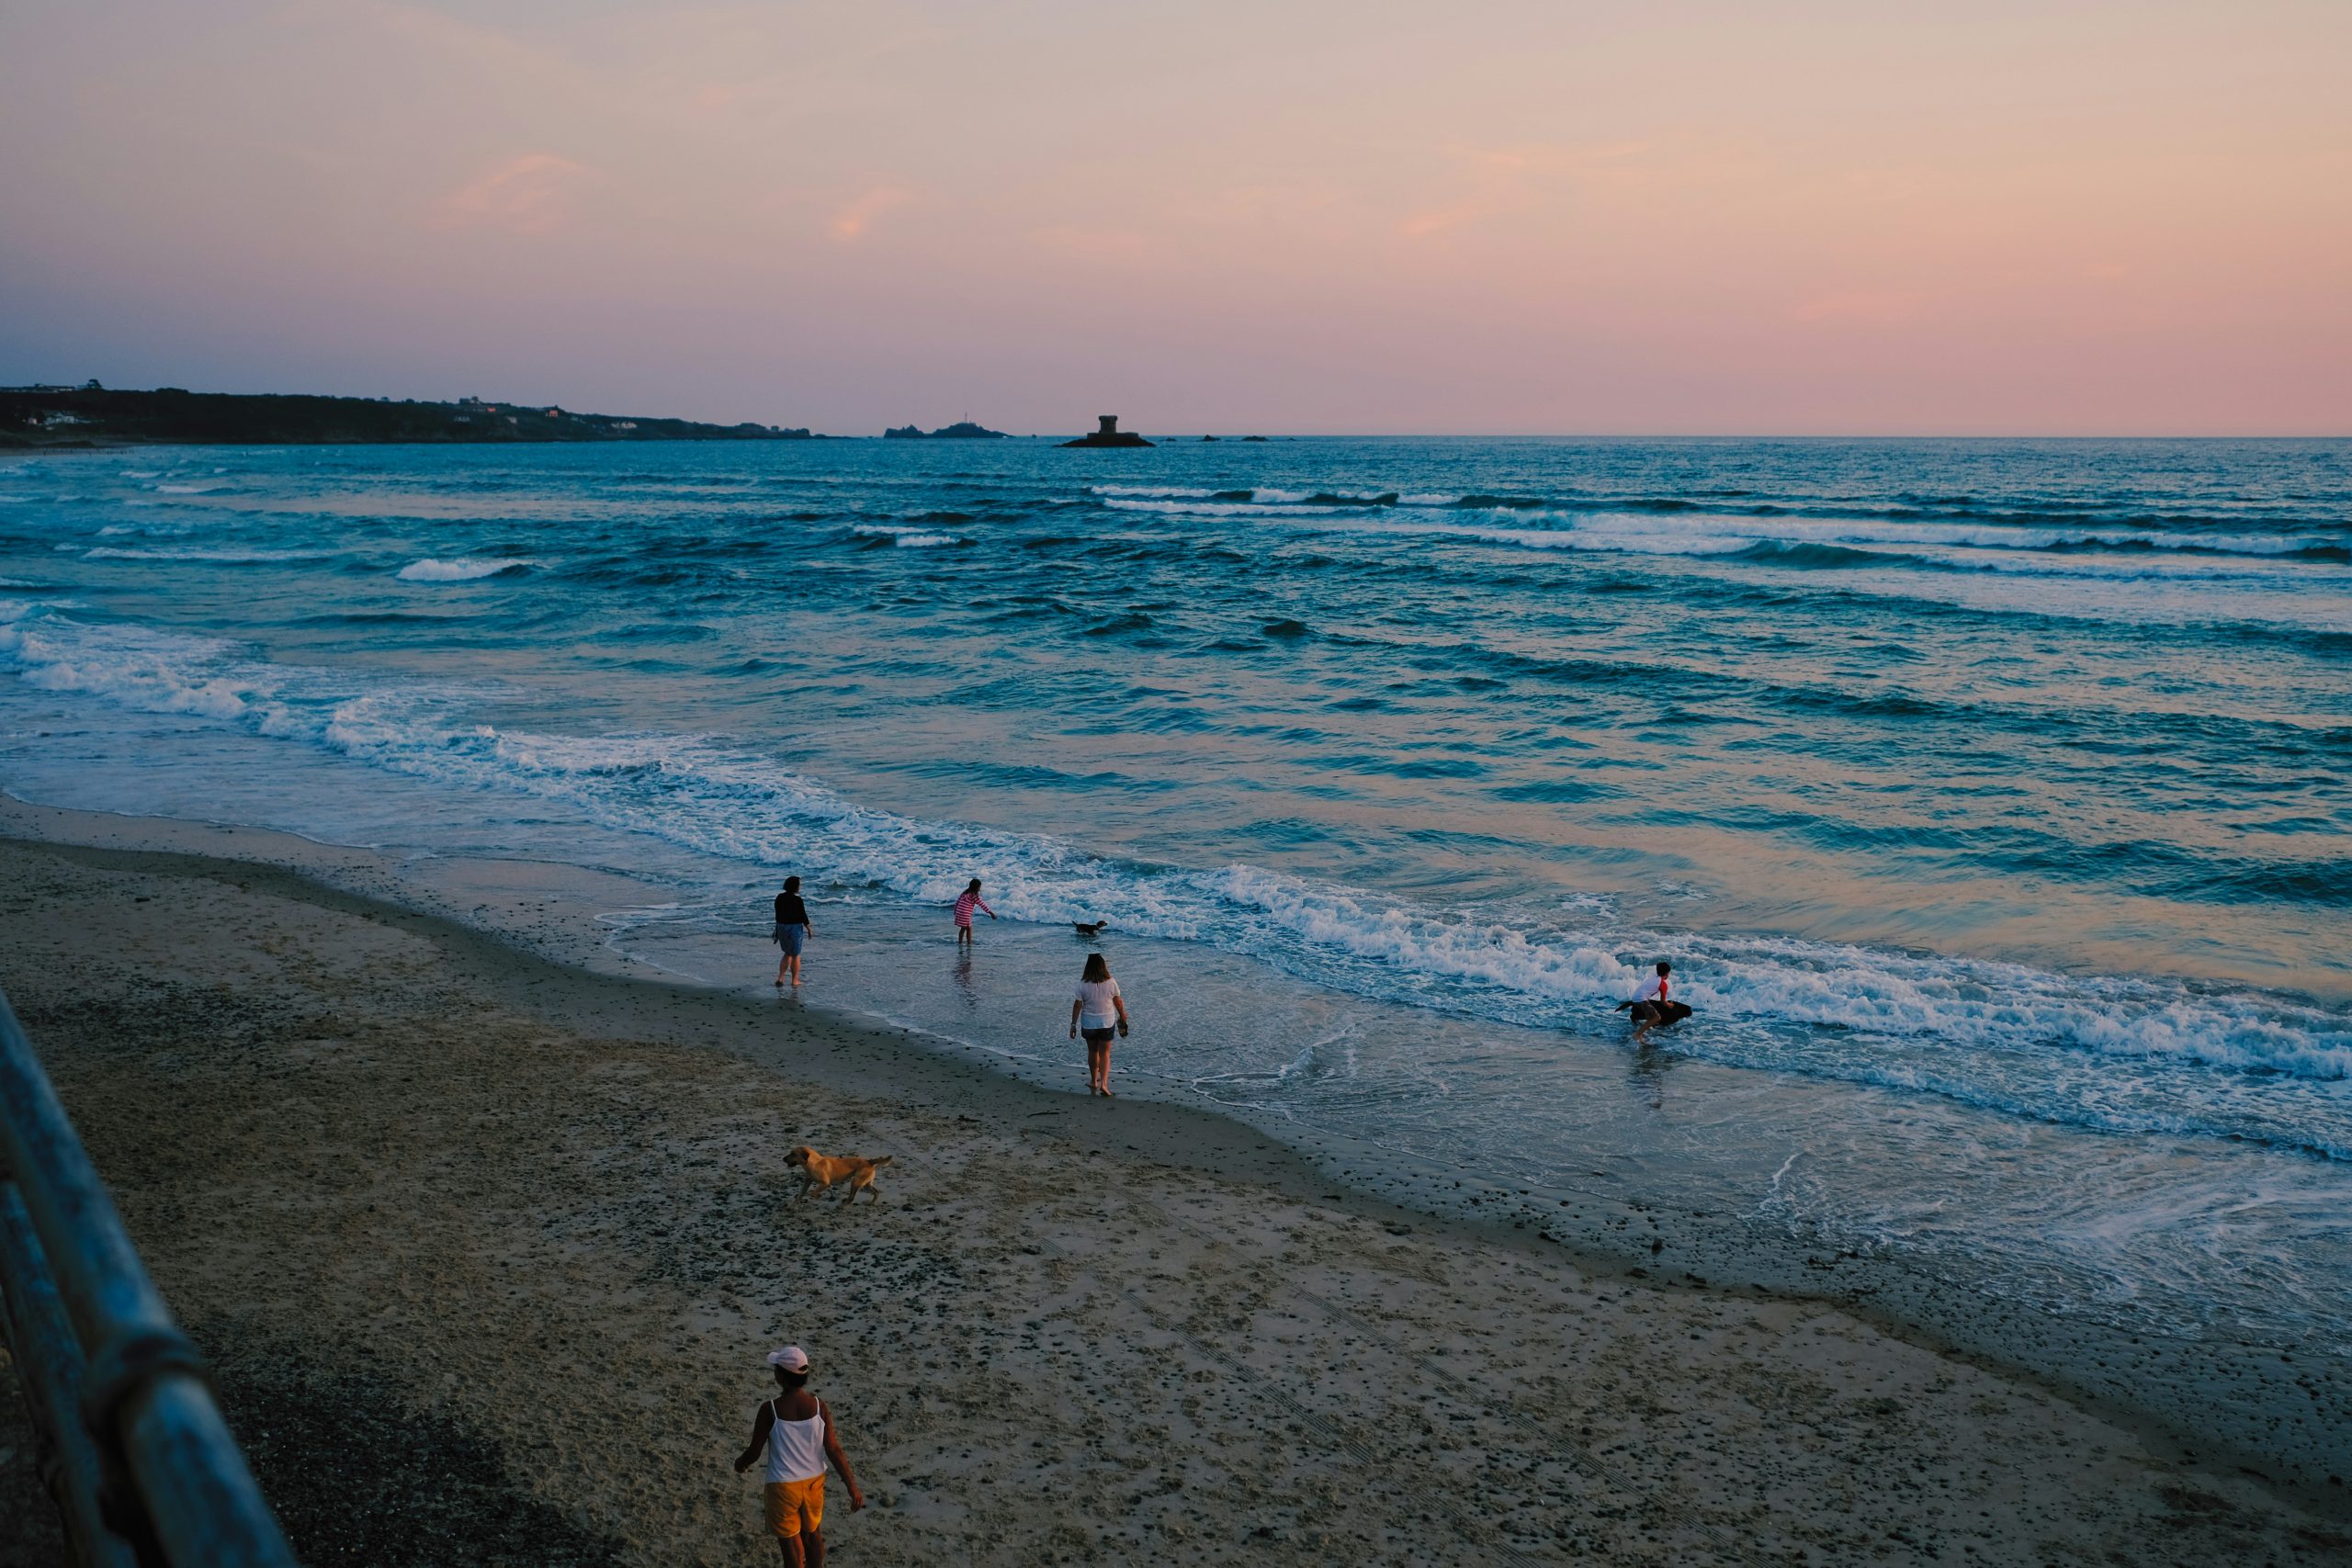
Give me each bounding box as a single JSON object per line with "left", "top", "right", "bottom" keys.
{"left": 0, "top": 815, "right": 2345, "bottom": 1565}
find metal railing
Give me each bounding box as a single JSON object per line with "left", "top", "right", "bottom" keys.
{"left": 0, "top": 985, "right": 299, "bottom": 1567}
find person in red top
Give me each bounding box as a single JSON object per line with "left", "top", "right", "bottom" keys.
{"left": 952, "top": 878, "right": 996, "bottom": 948}
{"left": 1614, "top": 960, "right": 1689, "bottom": 1041}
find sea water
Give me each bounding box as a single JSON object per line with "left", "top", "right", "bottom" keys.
{"left": 2, "top": 438, "right": 2346, "bottom": 1462}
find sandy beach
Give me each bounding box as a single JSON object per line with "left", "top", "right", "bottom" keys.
{"left": 0, "top": 811, "right": 2342, "bottom": 1566}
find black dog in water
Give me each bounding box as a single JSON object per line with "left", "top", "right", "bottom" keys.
{"left": 1072, "top": 921, "right": 1106, "bottom": 937}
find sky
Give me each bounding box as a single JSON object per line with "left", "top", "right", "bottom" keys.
{"left": 2, "top": 0, "right": 2347, "bottom": 435}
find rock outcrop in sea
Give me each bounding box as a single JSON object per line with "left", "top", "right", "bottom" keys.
{"left": 882, "top": 422, "right": 1008, "bottom": 439}
{"left": 1061, "top": 415, "right": 1153, "bottom": 448}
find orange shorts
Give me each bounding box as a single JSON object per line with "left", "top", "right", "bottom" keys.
{"left": 764, "top": 1476, "right": 825, "bottom": 1538}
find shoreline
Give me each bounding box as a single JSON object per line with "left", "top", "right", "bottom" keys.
{"left": 4, "top": 795, "right": 2345, "bottom": 1504}
{"left": 0, "top": 805, "right": 2343, "bottom": 1560}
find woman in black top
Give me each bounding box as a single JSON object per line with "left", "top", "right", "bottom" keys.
{"left": 773, "top": 875, "right": 814, "bottom": 988}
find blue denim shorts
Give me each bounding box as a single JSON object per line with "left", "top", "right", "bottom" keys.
{"left": 775, "top": 922, "right": 807, "bottom": 957}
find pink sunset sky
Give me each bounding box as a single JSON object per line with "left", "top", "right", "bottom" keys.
{"left": 3, "top": 0, "right": 2346, "bottom": 435}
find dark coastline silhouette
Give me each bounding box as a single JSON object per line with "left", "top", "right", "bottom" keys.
{"left": 1, "top": 384, "right": 820, "bottom": 447}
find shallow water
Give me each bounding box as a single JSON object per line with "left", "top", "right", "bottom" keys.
{"left": 2, "top": 437, "right": 2347, "bottom": 1441}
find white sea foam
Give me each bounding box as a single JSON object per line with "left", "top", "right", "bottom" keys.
{"left": 1080, "top": 479, "right": 2337, "bottom": 565}
{"left": 4, "top": 603, "right": 2346, "bottom": 1143}
{"left": 153, "top": 482, "right": 230, "bottom": 495}
{"left": 396, "top": 557, "right": 533, "bottom": 581}
{"left": 0, "top": 602, "right": 284, "bottom": 722}
{"left": 84, "top": 547, "right": 334, "bottom": 564}
{"left": 1091, "top": 484, "right": 1394, "bottom": 508}
{"left": 1250, "top": 507, "right": 2344, "bottom": 574}
{"left": 851, "top": 525, "right": 966, "bottom": 547}
{"left": 1101, "top": 497, "right": 1335, "bottom": 518}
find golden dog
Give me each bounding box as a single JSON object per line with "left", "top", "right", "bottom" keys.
{"left": 785, "top": 1145, "right": 891, "bottom": 1205}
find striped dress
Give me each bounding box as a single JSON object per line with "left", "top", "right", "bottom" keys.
{"left": 953, "top": 889, "right": 993, "bottom": 927}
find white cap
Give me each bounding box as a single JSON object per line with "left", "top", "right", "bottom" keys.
{"left": 765, "top": 1346, "right": 809, "bottom": 1372}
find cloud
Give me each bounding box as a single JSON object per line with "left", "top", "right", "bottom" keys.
{"left": 432, "top": 152, "right": 594, "bottom": 234}
{"left": 829, "top": 186, "right": 909, "bottom": 243}
{"left": 1398, "top": 195, "right": 1502, "bottom": 241}
{"left": 1397, "top": 141, "right": 1668, "bottom": 240}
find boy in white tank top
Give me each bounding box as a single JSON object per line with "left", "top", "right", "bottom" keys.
{"left": 1615, "top": 960, "right": 1683, "bottom": 1042}
{"left": 733, "top": 1346, "right": 865, "bottom": 1565}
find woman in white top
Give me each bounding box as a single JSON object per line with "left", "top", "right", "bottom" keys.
{"left": 1068, "top": 952, "right": 1131, "bottom": 1097}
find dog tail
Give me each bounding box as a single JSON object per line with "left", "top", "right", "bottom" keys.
{"left": 869, "top": 1156, "right": 893, "bottom": 1168}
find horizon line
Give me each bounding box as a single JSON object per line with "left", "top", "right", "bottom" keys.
{"left": 6, "top": 381, "right": 2346, "bottom": 443}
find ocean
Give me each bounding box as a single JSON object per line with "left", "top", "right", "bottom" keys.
{"left": 3, "top": 436, "right": 2346, "bottom": 1467}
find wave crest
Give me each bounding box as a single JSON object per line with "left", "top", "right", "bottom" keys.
{"left": 397, "top": 557, "right": 534, "bottom": 581}
{"left": 5, "top": 603, "right": 2346, "bottom": 1156}
{"left": 851, "top": 525, "right": 967, "bottom": 547}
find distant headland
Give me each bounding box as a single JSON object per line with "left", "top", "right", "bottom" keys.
{"left": 0, "top": 383, "right": 824, "bottom": 447}
{"left": 883, "top": 421, "right": 1008, "bottom": 439}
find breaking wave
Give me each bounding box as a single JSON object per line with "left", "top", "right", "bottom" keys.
{"left": 85, "top": 547, "right": 338, "bottom": 564}
{"left": 2, "top": 598, "right": 2346, "bottom": 1159}
{"left": 851, "top": 525, "right": 967, "bottom": 548}
{"left": 396, "top": 557, "right": 534, "bottom": 581}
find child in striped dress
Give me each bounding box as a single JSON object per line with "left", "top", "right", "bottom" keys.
{"left": 952, "top": 878, "right": 996, "bottom": 947}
